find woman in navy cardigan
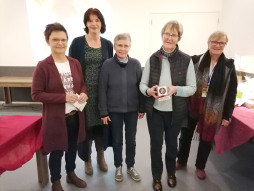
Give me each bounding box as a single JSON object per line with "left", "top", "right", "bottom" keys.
{"left": 69, "top": 8, "right": 113, "bottom": 175}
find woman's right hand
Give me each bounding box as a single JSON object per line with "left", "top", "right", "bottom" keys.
{"left": 101, "top": 116, "right": 111, "bottom": 125}
{"left": 66, "top": 93, "right": 78, "bottom": 103}
{"left": 147, "top": 85, "right": 162, "bottom": 98}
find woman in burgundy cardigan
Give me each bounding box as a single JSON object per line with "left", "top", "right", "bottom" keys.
{"left": 31, "top": 23, "right": 88, "bottom": 191}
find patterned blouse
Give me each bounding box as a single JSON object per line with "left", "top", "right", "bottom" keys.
{"left": 82, "top": 39, "right": 103, "bottom": 127}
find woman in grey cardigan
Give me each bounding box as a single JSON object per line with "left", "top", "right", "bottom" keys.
{"left": 99, "top": 33, "right": 144, "bottom": 182}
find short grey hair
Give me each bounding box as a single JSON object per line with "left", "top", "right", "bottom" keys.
{"left": 114, "top": 33, "right": 131, "bottom": 45}
{"left": 161, "top": 20, "right": 183, "bottom": 40}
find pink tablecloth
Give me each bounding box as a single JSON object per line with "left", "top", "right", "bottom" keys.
{"left": 0, "top": 115, "right": 42, "bottom": 174}
{"left": 215, "top": 106, "right": 254, "bottom": 154}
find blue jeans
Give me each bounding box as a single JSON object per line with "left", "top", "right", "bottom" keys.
{"left": 109, "top": 111, "right": 138, "bottom": 168}
{"left": 147, "top": 109, "right": 180, "bottom": 179}
{"left": 49, "top": 113, "right": 79, "bottom": 183}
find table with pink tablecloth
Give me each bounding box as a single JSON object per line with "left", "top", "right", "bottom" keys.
{"left": 0, "top": 115, "right": 48, "bottom": 186}
{"left": 215, "top": 106, "right": 254, "bottom": 154}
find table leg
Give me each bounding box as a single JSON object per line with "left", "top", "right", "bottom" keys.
{"left": 3, "top": 87, "right": 12, "bottom": 104}
{"left": 36, "top": 150, "right": 49, "bottom": 187}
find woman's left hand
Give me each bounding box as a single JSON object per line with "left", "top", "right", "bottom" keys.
{"left": 78, "top": 92, "right": 88, "bottom": 103}
{"left": 101, "top": 116, "right": 111, "bottom": 125}
{"left": 138, "top": 113, "right": 145, "bottom": 119}
{"left": 221, "top": 119, "right": 230, "bottom": 126}
{"left": 166, "top": 85, "right": 178, "bottom": 96}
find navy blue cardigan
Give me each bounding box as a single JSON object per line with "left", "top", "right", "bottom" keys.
{"left": 68, "top": 35, "right": 113, "bottom": 154}
{"left": 69, "top": 35, "right": 113, "bottom": 64}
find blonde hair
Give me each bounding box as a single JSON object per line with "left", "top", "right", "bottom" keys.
{"left": 208, "top": 31, "right": 229, "bottom": 44}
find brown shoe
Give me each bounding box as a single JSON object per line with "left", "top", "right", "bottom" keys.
{"left": 153, "top": 179, "right": 162, "bottom": 191}
{"left": 168, "top": 175, "right": 177, "bottom": 188}
{"left": 66, "top": 172, "right": 87, "bottom": 188}
{"left": 97, "top": 150, "right": 108, "bottom": 172}
{"left": 52, "top": 180, "right": 64, "bottom": 191}
{"left": 85, "top": 159, "right": 93, "bottom": 175}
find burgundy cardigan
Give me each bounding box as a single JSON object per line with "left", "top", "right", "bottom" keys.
{"left": 31, "top": 55, "right": 87, "bottom": 153}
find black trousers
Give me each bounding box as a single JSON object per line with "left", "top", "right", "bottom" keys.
{"left": 177, "top": 116, "right": 212, "bottom": 170}
{"left": 49, "top": 113, "right": 79, "bottom": 183}
{"left": 147, "top": 109, "right": 180, "bottom": 180}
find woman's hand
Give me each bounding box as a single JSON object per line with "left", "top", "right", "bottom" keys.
{"left": 101, "top": 116, "right": 111, "bottom": 125}
{"left": 78, "top": 92, "right": 88, "bottom": 103}
{"left": 221, "top": 119, "right": 230, "bottom": 126}
{"left": 166, "top": 85, "right": 178, "bottom": 96}
{"left": 138, "top": 113, "right": 145, "bottom": 119}
{"left": 66, "top": 93, "right": 78, "bottom": 103}
{"left": 147, "top": 85, "right": 161, "bottom": 98}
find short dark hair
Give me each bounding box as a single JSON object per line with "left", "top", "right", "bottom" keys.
{"left": 44, "top": 22, "right": 68, "bottom": 42}
{"left": 83, "top": 8, "right": 106, "bottom": 34}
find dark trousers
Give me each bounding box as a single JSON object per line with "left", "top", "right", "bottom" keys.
{"left": 49, "top": 113, "right": 79, "bottom": 183}
{"left": 147, "top": 109, "right": 180, "bottom": 180}
{"left": 109, "top": 111, "right": 138, "bottom": 168}
{"left": 177, "top": 116, "right": 212, "bottom": 170}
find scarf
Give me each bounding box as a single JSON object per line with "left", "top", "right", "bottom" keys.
{"left": 189, "top": 51, "right": 227, "bottom": 141}
{"left": 198, "top": 50, "right": 225, "bottom": 96}
{"left": 160, "top": 45, "right": 179, "bottom": 58}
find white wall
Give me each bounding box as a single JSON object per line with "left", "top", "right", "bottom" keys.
{"left": 0, "top": 0, "right": 223, "bottom": 67}
{"left": 3, "top": 0, "right": 252, "bottom": 69}
{"left": 108, "top": 0, "right": 222, "bottom": 65}
{"left": 219, "top": 0, "right": 254, "bottom": 73}
{"left": 0, "top": 0, "right": 34, "bottom": 67}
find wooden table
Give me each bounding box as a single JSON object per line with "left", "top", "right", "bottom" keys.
{"left": 0, "top": 115, "right": 49, "bottom": 187}
{"left": 0, "top": 76, "right": 32, "bottom": 104}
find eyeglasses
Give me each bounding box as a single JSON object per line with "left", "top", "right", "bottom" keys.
{"left": 210, "top": 41, "right": 226, "bottom": 46}
{"left": 162, "top": 33, "right": 179, "bottom": 39}
{"left": 51, "top": 38, "right": 67, "bottom": 44}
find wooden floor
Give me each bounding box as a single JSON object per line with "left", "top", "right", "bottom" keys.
{"left": 0, "top": 102, "right": 253, "bottom": 191}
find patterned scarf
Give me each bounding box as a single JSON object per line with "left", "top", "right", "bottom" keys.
{"left": 189, "top": 51, "right": 226, "bottom": 141}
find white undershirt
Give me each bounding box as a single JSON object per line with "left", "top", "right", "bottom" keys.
{"left": 55, "top": 61, "right": 77, "bottom": 114}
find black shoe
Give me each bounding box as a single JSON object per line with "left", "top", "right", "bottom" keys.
{"left": 153, "top": 179, "right": 162, "bottom": 191}
{"left": 168, "top": 175, "right": 176, "bottom": 188}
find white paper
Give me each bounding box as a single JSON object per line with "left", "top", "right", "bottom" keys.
{"left": 73, "top": 93, "right": 87, "bottom": 111}
{"left": 73, "top": 101, "right": 87, "bottom": 111}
